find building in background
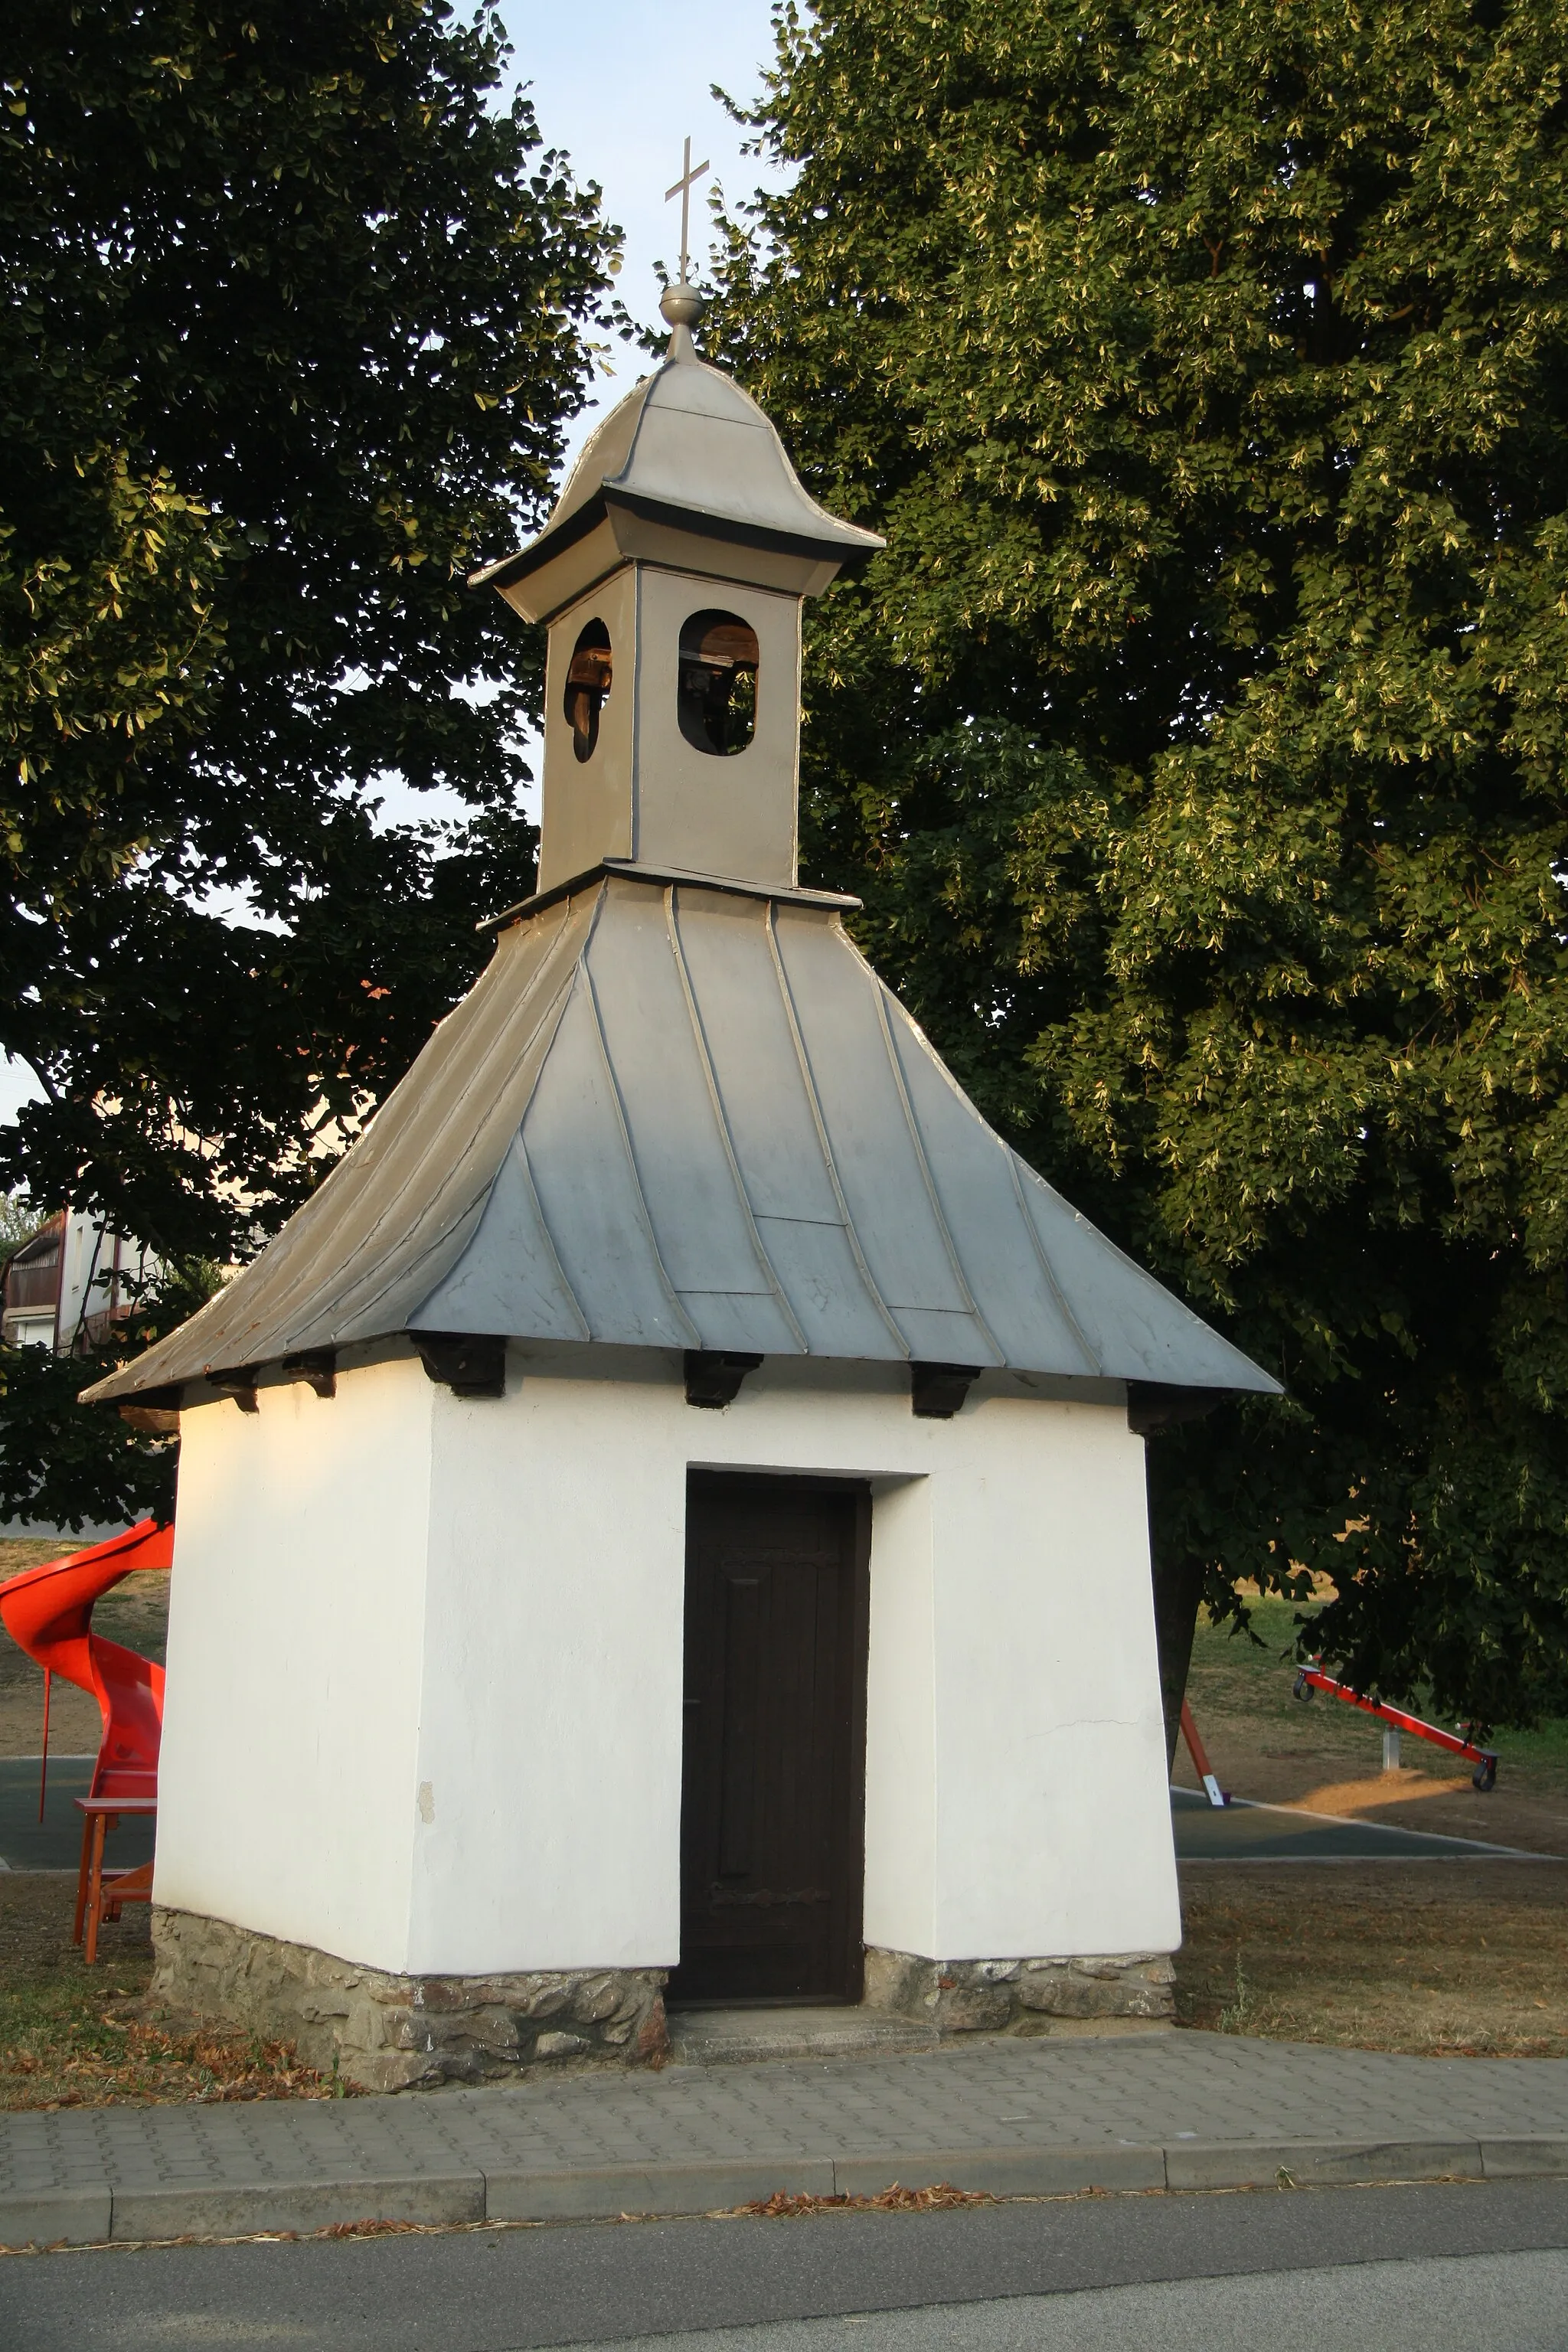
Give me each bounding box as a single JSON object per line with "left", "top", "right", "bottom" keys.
{"left": 1, "top": 1210, "right": 155, "bottom": 1353}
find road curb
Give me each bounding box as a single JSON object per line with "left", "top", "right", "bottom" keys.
{"left": 1481, "top": 2135, "right": 1568, "bottom": 2177}
{"left": 107, "top": 2169, "right": 486, "bottom": 2245}
{"left": 5, "top": 2134, "right": 1568, "bottom": 2247}
{"left": 0, "top": 2188, "right": 112, "bottom": 2249}
{"left": 1163, "top": 2138, "right": 1484, "bottom": 2190}
{"left": 487, "top": 2158, "right": 837, "bottom": 2223}
{"left": 831, "top": 2145, "right": 1167, "bottom": 2197}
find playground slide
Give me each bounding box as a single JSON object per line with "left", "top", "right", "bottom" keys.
{"left": 0, "top": 1519, "right": 173, "bottom": 1801}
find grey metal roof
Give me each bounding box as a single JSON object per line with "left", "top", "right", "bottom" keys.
{"left": 86, "top": 871, "right": 1279, "bottom": 1401}
{"left": 470, "top": 345, "right": 884, "bottom": 596}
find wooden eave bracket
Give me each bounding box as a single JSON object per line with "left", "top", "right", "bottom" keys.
{"left": 207, "top": 1367, "right": 260, "bottom": 1414}
{"left": 410, "top": 1331, "right": 508, "bottom": 1399}
{"left": 282, "top": 1348, "right": 337, "bottom": 1399}
{"left": 910, "top": 1361, "right": 982, "bottom": 1419}
{"left": 117, "top": 1388, "right": 181, "bottom": 1436}
{"left": 684, "top": 1351, "right": 763, "bottom": 1409}
{"left": 1126, "top": 1382, "right": 1227, "bottom": 1436}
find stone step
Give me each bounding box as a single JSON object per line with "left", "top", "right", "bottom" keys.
{"left": 666, "top": 2004, "right": 938, "bottom": 2066}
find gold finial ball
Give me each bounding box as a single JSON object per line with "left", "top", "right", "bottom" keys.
{"left": 660, "top": 279, "right": 706, "bottom": 332}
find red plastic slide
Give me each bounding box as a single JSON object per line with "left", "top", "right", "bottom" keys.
{"left": 0, "top": 1518, "right": 173, "bottom": 1802}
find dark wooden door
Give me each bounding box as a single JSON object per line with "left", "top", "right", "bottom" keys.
{"left": 671, "top": 1472, "right": 870, "bottom": 2006}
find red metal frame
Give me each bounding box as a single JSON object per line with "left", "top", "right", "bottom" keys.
{"left": 0, "top": 1520, "right": 174, "bottom": 1956}
{"left": 1179, "top": 1698, "right": 1229, "bottom": 1807}
{"left": 1293, "top": 1664, "right": 1498, "bottom": 1790}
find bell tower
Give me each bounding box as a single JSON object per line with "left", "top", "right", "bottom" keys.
{"left": 472, "top": 257, "right": 882, "bottom": 897}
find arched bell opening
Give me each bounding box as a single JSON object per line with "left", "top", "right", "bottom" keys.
{"left": 678, "top": 610, "right": 760, "bottom": 757}
{"left": 564, "top": 619, "right": 612, "bottom": 763}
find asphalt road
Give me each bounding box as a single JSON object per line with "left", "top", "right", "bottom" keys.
{"left": 4, "top": 2176, "right": 1568, "bottom": 2352}
{"left": 1167, "top": 1781, "right": 1535, "bottom": 1858}
{"left": 0, "top": 1757, "right": 155, "bottom": 1873}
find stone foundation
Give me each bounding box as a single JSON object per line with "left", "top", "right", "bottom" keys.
{"left": 150, "top": 1910, "right": 1171, "bottom": 2089}
{"left": 863, "top": 1945, "right": 1174, "bottom": 2034}
{"left": 150, "top": 1908, "right": 669, "bottom": 2092}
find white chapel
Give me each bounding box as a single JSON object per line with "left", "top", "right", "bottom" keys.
{"left": 88, "top": 274, "right": 1278, "bottom": 2088}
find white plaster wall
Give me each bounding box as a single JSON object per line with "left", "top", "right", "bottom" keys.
{"left": 694, "top": 1368, "right": 1176, "bottom": 1962}
{"left": 154, "top": 1359, "right": 434, "bottom": 1971}
{"left": 156, "top": 1347, "right": 1178, "bottom": 1978}
{"left": 406, "top": 1361, "right": 689, "bottom": 1975}
{"left": 861, "top": 1475, "right": 938, "bottom": 1959}
{"left": 407, "top": 1351, "right": 1176, "bottom": 1972}
{"left": 923, "top": 1401, "right": 1178, "bottom": 1959}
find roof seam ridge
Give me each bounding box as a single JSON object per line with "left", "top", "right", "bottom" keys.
{"left": 331, "top": 1191, "right": 502, "bottom": 1344}
{"left": 326, "top": 956, "right": 586, "bottom": 1347}
{"left": 212, "top": 904, "right": 583, "bottom": 1367}
{"left": 214, "top": 1004, "right": 577, "bottom": 1362}
{"left": 280, "top": 915, "right": 587, "bottom": 1345}
{"left": 764, "top": 903, "right": 909, "bottom": 1361}
{"left": 579, "top": 892, "right": 704, "bottom": 1351}
{"left": 664, "top": 888, "right": 809, "bottom": 1354}
{"left": 870, "top": 983, "right": 1004, "bottom": 1367}
{"left": 603, "top": 358, "right": 665, "bottom": 498}
{"left": 833, "top": 924, "right": 1102, "bottom": 1382}
{"left": 501, "top": 1130, "right": 594, "bottom": 1345}
{"left": 1004, "top": 1150, "right": 1103, "bottom": 1378}
{"left": 1008, "top": 1149, "right": 1271, "bottom": 1380}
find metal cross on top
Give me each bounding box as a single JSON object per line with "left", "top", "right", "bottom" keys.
{"left": 665, "top": 135, "right": 710, "bottom": 287}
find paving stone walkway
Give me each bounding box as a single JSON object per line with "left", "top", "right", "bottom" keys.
{"left": 4, "top": 2030, "right": 1566, "bottom": 2248}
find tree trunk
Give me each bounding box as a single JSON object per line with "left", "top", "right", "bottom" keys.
{"left": 1150, "top": 1540, "right": 1207, "bottom": 1775}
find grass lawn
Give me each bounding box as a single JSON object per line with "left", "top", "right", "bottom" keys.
{"left": 1184, "top": 1596, "right": 1568, "bottom": 1787}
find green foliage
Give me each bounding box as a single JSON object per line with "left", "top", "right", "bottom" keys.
{"left": 0, "top": 1255, "right": 221, "bottom": 1529}
{"left": 0, "top": 1193, "right": 42, "bottom": 1253}
{"left": 0, "top": 0, "right": 619, "bottom": 1266}
{"left": 0, "top": 1345, "right": 174, "bottom": 1530}
{"left": 715, "top": 0, "right": 1568, "bottom": 1726}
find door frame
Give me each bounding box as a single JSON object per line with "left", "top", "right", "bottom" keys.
{"left": 675, "top": 1468, "right": 873, "bottom": 2007}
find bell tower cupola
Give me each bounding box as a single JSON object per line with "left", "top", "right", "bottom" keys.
{"left": 472, "top": 234, "right": 883, "bottom": 897}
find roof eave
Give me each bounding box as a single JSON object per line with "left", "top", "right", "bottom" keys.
{"left": 469, "top": 485, "right": 884, "bottom": 599}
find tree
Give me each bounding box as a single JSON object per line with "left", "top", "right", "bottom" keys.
{"left": 0, "top": 1192, "right": 44, "bottom": 1256}
{"left": 1, "top": 1, "right": 619, "bottom": 1273}
{"left": 714, "top": 0, "right": 1568, "bottom": 1733}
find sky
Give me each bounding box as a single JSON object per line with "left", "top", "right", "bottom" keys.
{"left": 0, "top": 1, "right": 794, "bottom": 1135}
{"left": 496, "top": 0, "right": 792, "bottom": 469}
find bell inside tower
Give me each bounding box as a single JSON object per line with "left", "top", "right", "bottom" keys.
{"left": 564, "top": 619, "right": 612, "bottom": 763}
{"left": 677, "top": 610, "right": 760, "bottom": 758}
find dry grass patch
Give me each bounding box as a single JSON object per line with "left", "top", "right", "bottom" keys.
{"left": 0, "top": 1872, "right": 343, "bottom": 2109}
{"left": 1177, "top": 1861, "right": 1568, "bottom": 2057}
